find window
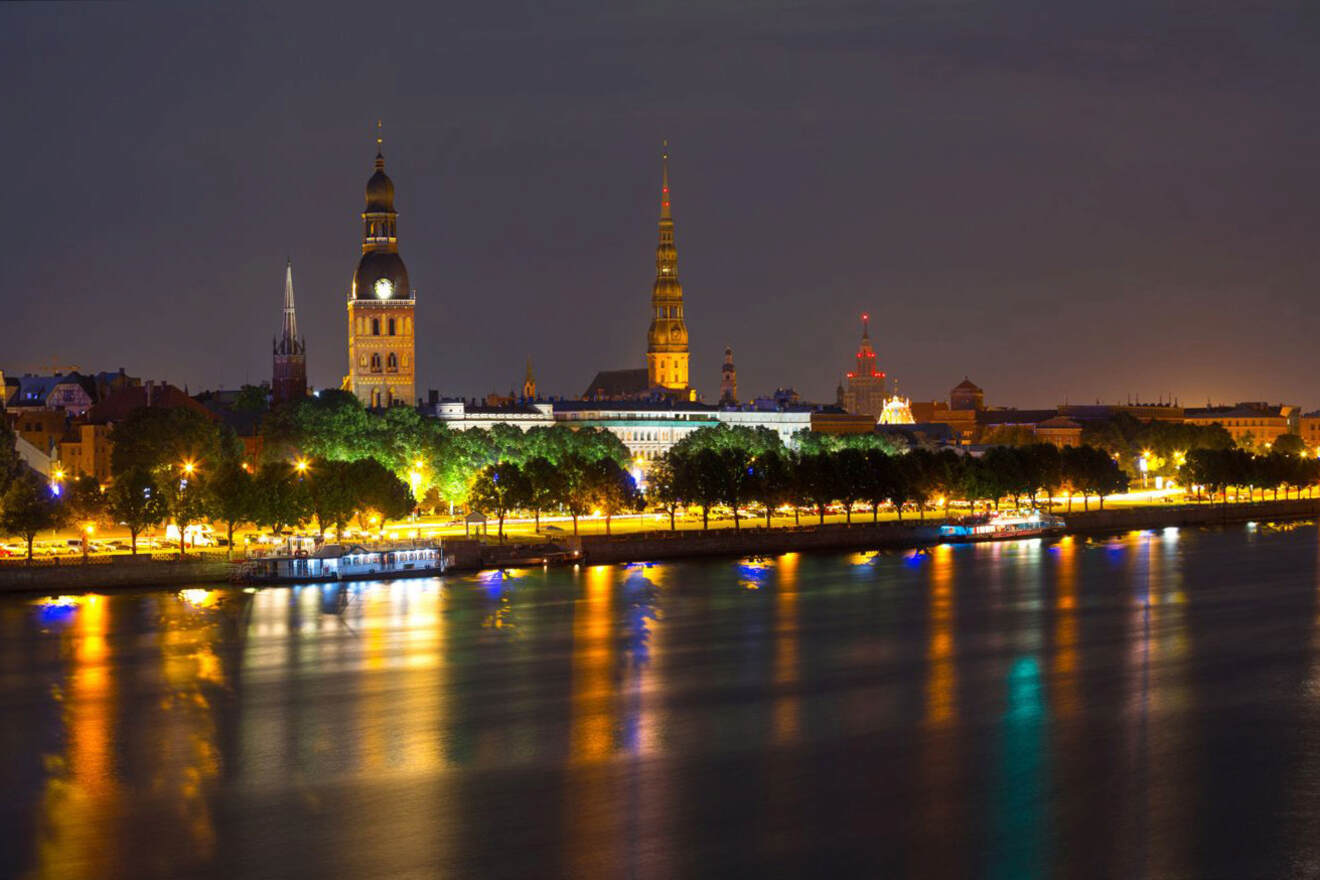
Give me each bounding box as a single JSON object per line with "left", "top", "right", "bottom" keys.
{"left": 370, "top": 353, "right": 382, "bottom": 373}
{"left": 387, "top": 353, "right": 398, "bottom": 372}
{"left": 388, "top": 318, "right": 396, "bottom": 336}
{"left": 372, "top": 318, "right": 381, "bottom": 335}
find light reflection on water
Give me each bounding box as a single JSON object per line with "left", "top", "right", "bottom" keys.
{"left": 6, "top": 523, "right": 1320, "bottom": 877}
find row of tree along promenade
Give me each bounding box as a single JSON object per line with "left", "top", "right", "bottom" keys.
{"left": 2, "top": 391, "right": 1318, "bottom": 567}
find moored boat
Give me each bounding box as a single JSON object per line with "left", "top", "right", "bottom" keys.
{"left": 236, "top": 542, "right": 449, "bottom": 584}
{"left": 939, "top": 509, "right": 1065, "bottom": 542}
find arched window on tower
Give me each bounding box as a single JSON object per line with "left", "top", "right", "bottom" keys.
{"left": 388, "top": 318, "right": 396, "bottom": 336}
{"left": 372, "top": 318, "right": 380, "bottom": 336}
{"left": 387, "top": 353, "right": 397, "bottom": 373}
{"left": 370, "top": 353, "right": 382, "bottom": 373}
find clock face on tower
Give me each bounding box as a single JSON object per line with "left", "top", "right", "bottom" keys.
{"left": 374, "top": 278, "right": 394, "bottom": 299}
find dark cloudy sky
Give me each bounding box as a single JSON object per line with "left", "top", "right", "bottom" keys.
{"left": 3, "top": 2, "right": 1319, "bottom": 408}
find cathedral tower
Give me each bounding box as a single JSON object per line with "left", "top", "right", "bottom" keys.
{"left": 646, "top": 142, "right": 689, "bottom": 393}
{"left": 720, "top": 346, "right": 737, "bottom": 405}
{"left": 272, "top": 260, "right": 307, "bottom": 405}
{"left": 346, "top": 125, "right": 416, "bottom": 408}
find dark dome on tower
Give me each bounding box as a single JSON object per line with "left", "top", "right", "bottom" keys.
{"left": 353, "top": 251, "right": 410, "bottom": 301}
{"left": 365, "top": 154, "right": 395, "bottom": 213}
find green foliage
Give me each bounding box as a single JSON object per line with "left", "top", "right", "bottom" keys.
{"left": 110, "top": 406, "right": 233, "bottom": 477}
{"left": 251, "top": 462, "right": 311, "bottom": 536}
{"left": 588, "top": 458, "right": 641, "bottom": 535}
{"left": 0, "top": 474, "right": 66, "bottom": 560}
{"left": 233, "top": 384, "right": 271, "bottom": 414}
{"left": 105, "top": 467, "right": 166, "bottom": 554}
{"left": 1082, "top": 414, "right": 1233, "bottom": 476}
{"left": 790, "top": 429, "right": 905, "bottom": 456}
{"left": 1273, "top": 434, "right": 1306, "bottom": 457}
{"left": 0, "top": 418, "right": 19, "bottom": 494}
{"left": 522, "top": 457, "right": 564, "bottom": 530}
{"left": 66, "top": 475, "right": 107, "bottom": 526}
{"left": 469, "top": 461, "right": 528, "bottom": 540}
{"left": 206, "top": 462, "right": 255, "bottom": 554}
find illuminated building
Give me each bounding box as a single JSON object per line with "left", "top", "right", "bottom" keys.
{"left": 720, "top": 347, "right": 737, "bottom": 405}
{"left": 272, "top": 260, "right": 307, "bottom": 405}
{"left": 839, "top": 313, "right": 885, "bottom": 420}
{"left": 345, "top": 126, "right": 416, "bottom": 408}
{"left": 646, "top": 142, "right": 690, "bottom": 394}
{"left": 878, "top": 394, "right": 915, "bottom": 425}
{"left": 1183, "top": 402, "right": 1298, "bottom": 449}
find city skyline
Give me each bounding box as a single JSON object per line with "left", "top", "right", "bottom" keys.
{"left": 3, "top": 3, "right": 1319, "bottom": 408}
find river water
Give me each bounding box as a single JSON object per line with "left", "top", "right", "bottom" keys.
{"left": 4, "top": 523, "right": 1320, "bottom": 878}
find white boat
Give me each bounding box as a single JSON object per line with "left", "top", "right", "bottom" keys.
{"left": 939, "top": 509, "right": 1065, "bottom": 541}
{"left": 238, "top": 542, "right": 449, "bottom": 583}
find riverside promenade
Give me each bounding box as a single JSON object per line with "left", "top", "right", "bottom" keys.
{"left": 4, "top": 498, "right": 1317, "bottom": 594}
{"left": 572, "top": 498, "right": 1320, "bottom": 565}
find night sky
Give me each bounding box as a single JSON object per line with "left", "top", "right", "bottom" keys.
{"left": 3, "top": 2, "right": 1318, "bottom": 409}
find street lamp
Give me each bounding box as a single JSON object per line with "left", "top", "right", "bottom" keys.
{"left": 295, "top": 458, "right": 309, "bottom": 475}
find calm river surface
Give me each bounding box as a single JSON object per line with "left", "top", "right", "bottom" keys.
{"left": 5, "top": 524, "right": 1320, "bottom": 878}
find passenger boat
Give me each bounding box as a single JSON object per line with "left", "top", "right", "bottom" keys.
{"left": 939, "top": 509, "right": 1066, "bottom": 542}
{"left": 236, "top": 542, "right": 449, "bottom": 584}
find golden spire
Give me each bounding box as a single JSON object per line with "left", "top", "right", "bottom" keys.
{"left": 375, "top": 119, "right": 384, "bottom": 168}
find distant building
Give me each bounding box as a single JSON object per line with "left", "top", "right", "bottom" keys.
{"left": 345, "top": 128, "right": 416, "bottom": 408}
{"left": 522, "top": 358, "right": 536, "bottom": 401}
{"left": 720, "top": 347, "right": 737, "bottom": 405}
{"left": 839, "top": 314, "right": 885, "bottom": 420}
{"left": 272, "top": 260, "right": 307, "bottom": 405}
{"left": 878, "top": 394, "right": 915, "bottom": 425}
{"left": 949, "top": 378, "right": 984, "bottom": 411}
{"left": 1033, "top": 416, "right": 1084, "bottom": 448}
{"left": 433, "top": 397, "right": 848, "bottom": 464}
{"left": 582, "top": 368, "right": 652, "bottom": 401}
{"left": 1183, "top": 403, "right": 1298, "bottom": 448}
{"left": 1300, "top": 412, "right": 1320, "bottom": 452}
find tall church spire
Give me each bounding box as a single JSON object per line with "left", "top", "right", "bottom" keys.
{"left": 281, "top": 259, "right": 299, "bottom": 346}
{"left": 647, "top": 140, "right": 689, "bottom": 393}
{"left": 273, "top": 260, "right": 307, "bottom": 405}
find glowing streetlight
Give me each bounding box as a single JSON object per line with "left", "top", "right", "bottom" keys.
{"left": 295, "top": 458, "right": 309, "bottom": 474}
{"left": 181, "top": 460, "right": 196, "bottom": 476}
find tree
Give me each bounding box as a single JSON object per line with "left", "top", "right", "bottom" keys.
{"left": 468, "top": 462, "right": 527, "bottom": 541}
{"left": 558, "top": 455, "right": 598, "bottom": 535}
{"left": 1023, "top": 444, "right": 1063, "bottom": 510}
{"left": 348, "top": 458, "right": 414, "bottom": 527}
{"left": 207, "top": 462, "right": 256, "bottom": 556}
{"left": 66, "top": 475, "right": 107, "bottom": 528}
{"left": 590, "top": 458, "right": 641, "bottom": 535}
{"left": 303, "top": 459, "right": 357, "bottom": 539}
{"left": 161, "top": 464, "right": 210, "bottom": 557}
{"left": 521, "top": 456, "right": 563, "bottom": 532}
{"left": 110, "top": 405, "right": 228, "bottom": 477}
{"left": 251, "top": 462, "right": 311, "bottom": 537}
{"left": 0, "top": 418, "right": 19, "bottom": 495}
{"left": 795, "top": 452, "right": 836, "bottom": 525}
{"left": 749, "top": 449, "right": 793, "bottom": 527}
{"left": 105, "top": 467, "right": 165, "bottom": 555}
{"left": 646, "top": 452, "right": 686, "bottom": 530}
{"left": 1273, "top": 433, "right": 1306, "bottom": 457}
{"left": 832, "top": 447, "right": 869, "bottom": 524}
{"left": 0, "top": 474, "right": 66, "bottom": 562}
{"left": 862, "top": 448, "right": 897, "bottom": 522}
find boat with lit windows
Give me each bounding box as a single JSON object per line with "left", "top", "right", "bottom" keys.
{"left": 938, "top": 509, "right": 1065, "bottom": 542}
{"left": 237, "top": 542, "right": 449, "bottom": 584}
